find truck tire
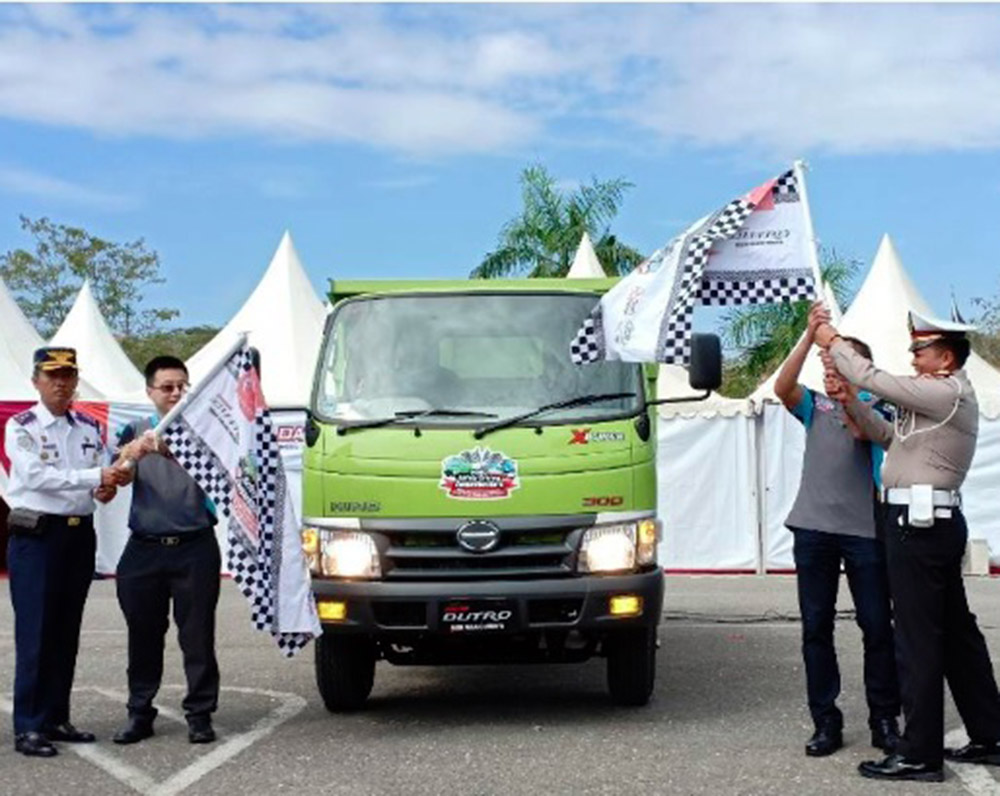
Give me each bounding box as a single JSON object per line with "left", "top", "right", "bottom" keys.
{"left": 315, "top": 632, "right": 376, "bottom": 712}
{"left": 605, "top": 627, "right": 656, "bottom": 707}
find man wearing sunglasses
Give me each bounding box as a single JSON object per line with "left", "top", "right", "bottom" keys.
{"left": 110, "top": 355, "right": 221, "bottom": 746}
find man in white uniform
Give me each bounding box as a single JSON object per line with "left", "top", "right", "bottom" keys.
{"left": 4, "top": 347, "right": 122, "bottom": 757}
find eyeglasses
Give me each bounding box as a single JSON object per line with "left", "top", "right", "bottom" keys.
{"left": 152, "top": 383, "right": 189, "bottom": 394}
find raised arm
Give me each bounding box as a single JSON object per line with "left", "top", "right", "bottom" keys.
{"left": 774, "top": 302, "right": 824, "bottom": 411}
{"left": 844, "top": 397, "right": 893, "bottom": 449}
{"left": 827, "top": 338, "right": 961, "bottom": 421}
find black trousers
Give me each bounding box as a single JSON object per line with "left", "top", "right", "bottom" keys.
{"left": 884, "top": 506, "right": 1000, "bottom": 765}
{"left": 792, "top": 528, "right": 900, "bottom": 730}
{"left": 8, "top": 517, "right": 95, "bottom": 734}
{"left": 115, "top": 531, "right": 221, "bottom": 721}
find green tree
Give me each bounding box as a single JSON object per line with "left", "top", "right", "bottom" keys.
{"left": 120, "top": 325, "right": 220, "bottom": 371}
{"left": 718, "top": 250, "right": 861, "bottom": 397}
{"left": 971, "top": 281, "right": 1000, "bottom": 369}
{"left": 470, "top": 165, "right": 644, "bottom": 279}
{"left": 0, "top": 215, "right": 178, "bottom": 338}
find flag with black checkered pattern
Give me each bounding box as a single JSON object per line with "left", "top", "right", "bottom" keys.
{"left": 570, "top": 169, "right": 817, "bottom": 364}
{"left": 161, "top": 345, "right": 322, "bottom": 657}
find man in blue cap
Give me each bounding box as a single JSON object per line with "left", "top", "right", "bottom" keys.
{"left": 4, "top": 347, "right": 123, "bottom": 757}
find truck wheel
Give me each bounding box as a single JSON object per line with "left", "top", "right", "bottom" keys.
{"left": 315, "top": 632, "right": 376, "bottom": 712}
{"left": 606, "top": 627, "right": 656, "bottom": 707}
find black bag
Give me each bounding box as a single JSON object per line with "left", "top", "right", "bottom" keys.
{"left": 7, "top": 507, "right": 45, "bottom": 536}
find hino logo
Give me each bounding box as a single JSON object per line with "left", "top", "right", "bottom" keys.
{"left": 456, "top": 520, "right": 501, "bottom": 553}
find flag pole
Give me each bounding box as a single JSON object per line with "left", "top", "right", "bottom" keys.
{"left": 792, "top": 160, "right": 838, "bottom": 323}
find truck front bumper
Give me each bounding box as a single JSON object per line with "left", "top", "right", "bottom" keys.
{"left": 311, "top": 568, "right": 663, "bottom": 638}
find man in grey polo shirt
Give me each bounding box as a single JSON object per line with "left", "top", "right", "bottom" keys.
{"left": 776, "top": 310, "right": 900, "bottom": 759}
{"left": 111, "top": 355, "right": 220, "bottom": 746}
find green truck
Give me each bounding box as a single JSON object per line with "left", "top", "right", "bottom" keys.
{"left": 301, "top": 279, "right": 720, "bottom": 710}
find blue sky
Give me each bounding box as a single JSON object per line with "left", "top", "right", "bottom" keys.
{"left": 1, "top": 3, "right": 998, "bottom": 330}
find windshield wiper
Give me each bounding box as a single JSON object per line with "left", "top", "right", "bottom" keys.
{"left": 473, "top": 392, "right": 637, "bottom": 439}
{"left": 336, "top": 408, "right": 498, "bottom": 436}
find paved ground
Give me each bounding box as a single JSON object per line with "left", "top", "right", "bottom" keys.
{"left": 2, "top": 575, "right": 1000, "bottom": 795}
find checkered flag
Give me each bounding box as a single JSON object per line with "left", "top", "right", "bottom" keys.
{"left": 161, "top": 343, "right": 321, "bottom": 657}
{"left": 570, "top": 167, "right": 817, "bottom": 364}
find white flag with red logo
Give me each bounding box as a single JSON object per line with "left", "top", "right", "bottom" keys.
{"left": 160, "top": 342, "right": 320, "bottom": 656}
{"left": 570, "top": 169, "right": 817, "bottom": 364}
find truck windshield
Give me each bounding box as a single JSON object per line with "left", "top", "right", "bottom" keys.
{"left": 315, "top": 293, "right": 643, "bottom": 426}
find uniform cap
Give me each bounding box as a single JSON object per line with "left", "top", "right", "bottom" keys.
{"left": 907, "top": 310, "right": 976, "bottom": 353}
{"left": 33, "top": 346, "right": 79, "bottom": 372}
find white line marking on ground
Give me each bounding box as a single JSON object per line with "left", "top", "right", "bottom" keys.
{"left": 946, "top": 727, "right": 1000, "bottom": 795}
{"left": 1, "top": 685, "right": 307, "bottom": 796}
{"left": 86, "top": 686, "right": 226, "bottom": 733}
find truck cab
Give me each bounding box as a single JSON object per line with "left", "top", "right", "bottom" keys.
{"left": 302, "top": 279, "right": 719, "bottom": 709}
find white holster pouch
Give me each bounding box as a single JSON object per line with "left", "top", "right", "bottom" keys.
{"left": 908, "top": 485, "right": 935, "bottom": 528}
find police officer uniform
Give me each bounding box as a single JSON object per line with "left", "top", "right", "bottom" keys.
{"left": 825, "top": 311, "right": 1000, "bottom": 781}
{"left": 4, "top": 348, "right": 106, "bottom": 757}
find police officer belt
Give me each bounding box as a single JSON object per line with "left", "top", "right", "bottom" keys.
{"left": 6, "top": 509, "right": 92, "bottom": 536}
{"left": 131, "top": 529, "right": 213, "bottom": 547}
{"left": 881, "top": 487, "right": 961, "bottom": 507}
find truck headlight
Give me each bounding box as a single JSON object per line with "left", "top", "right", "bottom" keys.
{"left": 578, "top": 520, "right": 659, "bottom": 574}
{"left": 302, "top": 528, "right": 381, "bottom": 579}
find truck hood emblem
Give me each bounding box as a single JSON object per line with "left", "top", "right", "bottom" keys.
{"left": 456, "top": 520, "right": 501, "bottom": 553}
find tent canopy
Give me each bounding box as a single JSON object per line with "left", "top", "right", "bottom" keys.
{"left": 751, "top": 234, "right": 1000, "bottom": 419}
{"left": 566, "top": 232, "right": 606, "bottom": 279}
{"left": 50, "top": 280, "right": 146, "bottom": 402}
{"left": 0, "top": 277, "right": 103, "bottom": 401}
{"left": 186, "top": 231, "right": 326, "bottom": 409}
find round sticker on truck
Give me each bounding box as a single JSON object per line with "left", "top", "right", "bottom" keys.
{"left": 440, "top": 446, "right": 520, "bottom": 500}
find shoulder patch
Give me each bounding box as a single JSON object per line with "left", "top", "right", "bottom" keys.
{"left": 11, "top": 409, "right": 36, "bottom": 426}
{"left": 73, "top": 411, "right": 102, "bottom": 430}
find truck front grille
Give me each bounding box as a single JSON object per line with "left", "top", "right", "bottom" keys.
{"left": 380, "top": 526, "right": 581, "bottom": 581}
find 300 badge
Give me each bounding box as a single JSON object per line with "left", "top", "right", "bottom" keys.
{"left": 582, "top": 496, "right": 624, "bottom": 508}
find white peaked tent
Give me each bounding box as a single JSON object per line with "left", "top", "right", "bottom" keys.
{"left": 50, "top": 280, "right": 146, "bottom": 401}
{"left": 0, "top": 277, "right": 103, "bottom": 402}
{"left": 655, "top": 366, "right": 758, "bottom": 571}
{"left": 0, "top": 276, "right": 45, "bottom": 399}
{"left": 186, "top": 231, "right": 326, "bottom": 409}
{"left": 566, "top": 232, "right": 606, "bottom": 278}
{"left": 755, "top": 234, "right": 1000, "bottom": 567}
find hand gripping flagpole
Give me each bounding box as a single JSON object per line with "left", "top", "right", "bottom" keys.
{"left": 119, "top": 332, "right": 250, "bottom": 468}
{"left": 793, "top": 159, "right": 841, "bottom": 324}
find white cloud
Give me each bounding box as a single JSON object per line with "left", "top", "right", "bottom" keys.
{"left": 0, "top": 165, "right": 136, "bottom": 210}
{"left": 0, "top": 5, "right": 999, "bottom": 156}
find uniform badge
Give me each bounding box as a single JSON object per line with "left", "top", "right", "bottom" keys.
{"left": 16, "top": 431, "right": 36, "bottom": 452}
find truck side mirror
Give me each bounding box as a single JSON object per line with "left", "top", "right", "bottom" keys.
{"left": 688, "top": 333, "right": 722, "bottom": 391}
{"left": 305, "top": 409, "right": 321, "bottom": 448}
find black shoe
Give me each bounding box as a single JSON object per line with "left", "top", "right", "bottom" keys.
{"left": 44, "top": 722, "right": 96, "bottom": 743}
{"left": 187, "top": 717, "right": 216, "bottom": 744}
{"left": 858, "top": 754, "right": 944, "bottom": 782}
{"left": 14, "top": 732, "right": 58, "bottom": 758}
{"left": 113, "top": 717, "right": 155, "bottom": 745}
{"left": 805, "top": 725, "right": 843, "bottom": 757}
{"left": 870, "top": 717, "right": 901, "bottom": 752}
{"left": 944, "top": 740, "right": 1000, "bottom": 765}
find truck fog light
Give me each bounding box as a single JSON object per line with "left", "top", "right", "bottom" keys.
{"left": 320, "top": 531, "right": 381, "bottom": 579}
{"left": 609, "top": 595, "right": 643, "bottom": 617}
{"left": 317, "top": 600, "right": 348, "bottom": 621}
{"left": 637, "top": 519, "right": 659, "bottom": 566}
{"left": 579, "top": 524, "right": 636, "bottom": 573}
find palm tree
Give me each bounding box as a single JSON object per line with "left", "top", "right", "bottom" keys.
{"left": 470, "top": 165, "right": 644, "bottom": 278}
{"left": 719, "top": 249, "right": 861, "bottom": 395}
